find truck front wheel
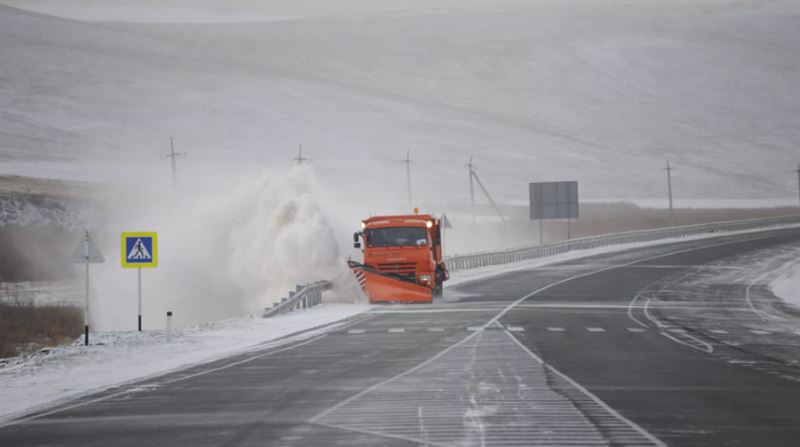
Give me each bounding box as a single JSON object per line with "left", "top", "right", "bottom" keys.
{"left": 433, "top": 270, "right": 444, "bottom": 298}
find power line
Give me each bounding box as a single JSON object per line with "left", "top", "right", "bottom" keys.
{"left": 468, "top": 156, "right": 505, "bottom": 224}
{"left": 468, "top": 155, "right": 476, "bottom": 224}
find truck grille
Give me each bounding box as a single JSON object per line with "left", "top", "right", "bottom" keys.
{"left": 376, "top": 262, "right": 417, "bottom": 281}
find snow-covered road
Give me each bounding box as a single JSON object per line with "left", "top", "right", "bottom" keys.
{"left": 0, "top": 304, "right": 368, "bottom": 422}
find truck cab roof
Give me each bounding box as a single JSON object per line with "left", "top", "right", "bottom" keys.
{"left": 363, "top": 214, "right": 436, "bottom": 229}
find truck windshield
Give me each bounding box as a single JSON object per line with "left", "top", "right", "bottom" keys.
{"left": 367, "top": 227, "right": 427, "bottom": 247}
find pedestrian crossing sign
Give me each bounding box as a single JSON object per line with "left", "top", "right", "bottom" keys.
{"left": 121, "top": 232, "right": 158, "bottom": 268}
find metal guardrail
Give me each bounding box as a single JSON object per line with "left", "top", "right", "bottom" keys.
{"left": 445, "top": 214, "right": 800, "bottom": 272}
{"left": 263, "top": 214, "right": 800, "bottom": 317}
{"left": 262, "top": 281, "right": 331, "bottom": 318}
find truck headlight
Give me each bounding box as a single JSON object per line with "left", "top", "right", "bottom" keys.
{"left": 419, "top": 275, "right": 432, "bottom": 283}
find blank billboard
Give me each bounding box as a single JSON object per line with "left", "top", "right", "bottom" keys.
{"left": 530, "top": 181, "right": 579, "bottom": 220}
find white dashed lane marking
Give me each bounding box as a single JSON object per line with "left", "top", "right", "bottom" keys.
{"left": 750, "top": 330, "right": 770, "bottom": 335}
{"left": 710, "top": 329, "right": 729, "bottom": 334}
{"left": 342, "top": 326, "right": 669, "bottom": 335}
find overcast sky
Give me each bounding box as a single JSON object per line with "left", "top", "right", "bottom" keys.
{"left": 1, "top": 0, "right": 491, "bottom": 23}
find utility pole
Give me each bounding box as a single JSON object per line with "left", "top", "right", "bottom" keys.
{"left": 293, "top": 145, "right": 309, "bottom": 164}
{"left": 795, "top": 162, "right": 800, "bottom": 208}
{"left": 164, "top": 137, "right": 185, "bottom": 188}
{"left": 403, "top": 150, "right": 413, "bottom": 208}
{"left": 665, "top": 160, "right": 675, "bottom": 227}
{"left": 468, "top": 156, "right": 476, "bottom": 224}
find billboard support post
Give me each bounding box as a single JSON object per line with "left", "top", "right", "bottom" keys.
{"left": 539, "top": 217, "right": 543, "bottom": 245}
{"left": 567, "top": 217, "right": 571, "bottom": 240}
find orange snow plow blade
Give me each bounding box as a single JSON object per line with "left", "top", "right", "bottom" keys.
{"left": 350, "top": 264, "right": 432, "bottom": 304}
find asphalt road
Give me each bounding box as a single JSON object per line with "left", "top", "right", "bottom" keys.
{"left": 2, "top": 228, "right": 800, "bottom": 446}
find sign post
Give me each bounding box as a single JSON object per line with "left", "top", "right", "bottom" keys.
{"left": 70, "top": 231, "right": 105, "bottom": 346}
{"left": 121, "top": 232, "right": 158, "bottom": 331}
{"left": 440, "top": 213, "right": 453, "bottom": 258}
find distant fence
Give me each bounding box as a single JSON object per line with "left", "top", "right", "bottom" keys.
{"left": 444, "top": 214, "right": 800, "bottom": 271}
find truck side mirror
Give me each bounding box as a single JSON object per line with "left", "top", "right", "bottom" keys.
{"left": 354, "top": 242, "right": 361, "bottom": 249}
{"left": 353, "top": 232, "right": 361, "bottom": 249}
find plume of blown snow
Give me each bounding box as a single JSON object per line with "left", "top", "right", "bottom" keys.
{"left": 88, "top": 164, "right": 363, "bottom": 331}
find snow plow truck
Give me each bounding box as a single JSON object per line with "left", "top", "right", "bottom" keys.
{"left": 350, "top": 213, "right": 449, "bottom": 304}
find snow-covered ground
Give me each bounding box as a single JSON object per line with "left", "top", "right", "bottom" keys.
{"left": 0, "top": 303, "right": 368, "bottom": 423}
{"left": 770, "top": 262, "right": 800, "bottom": 310}
{"left": 1, "top": 2, "right": 798, "bottom": 203}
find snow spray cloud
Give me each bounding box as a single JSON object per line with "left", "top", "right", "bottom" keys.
{"left": 90, "top": 165, "right": 363, "bottom": 331}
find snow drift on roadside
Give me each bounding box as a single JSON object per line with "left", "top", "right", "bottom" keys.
{"left": 770, "top": 262, "right": 800, "bottom": 310}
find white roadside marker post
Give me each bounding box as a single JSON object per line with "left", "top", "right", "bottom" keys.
{"left": 166, "top": 311, "right": 173, "bottom": 342}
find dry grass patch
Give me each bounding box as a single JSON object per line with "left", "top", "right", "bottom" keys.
{"left": 0, "top": 302, "right": 82, "bottom": 358}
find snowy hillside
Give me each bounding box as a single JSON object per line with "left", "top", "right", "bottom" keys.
{"left": 1, "top": 2, "right": 798, "bottom": 205}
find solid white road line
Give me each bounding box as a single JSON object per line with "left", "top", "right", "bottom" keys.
{"left": 506, "top": 329, "right": 667, "bottom": 447}
{"left": 644, "top": 298, "right": 714, "bottom": 354}
{"left": 744, "top": 267, "right": 789, "bottom": 323}
{"left": 627, "top": 294, "right": 650, "bottom": 328}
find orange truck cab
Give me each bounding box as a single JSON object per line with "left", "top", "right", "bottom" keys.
{"left": 350, "top": 214, "right": 448, "bottom": 304}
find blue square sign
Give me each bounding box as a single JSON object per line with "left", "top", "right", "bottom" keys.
{"left": 121, "top": 232, "right": 158, "bottom": 268}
